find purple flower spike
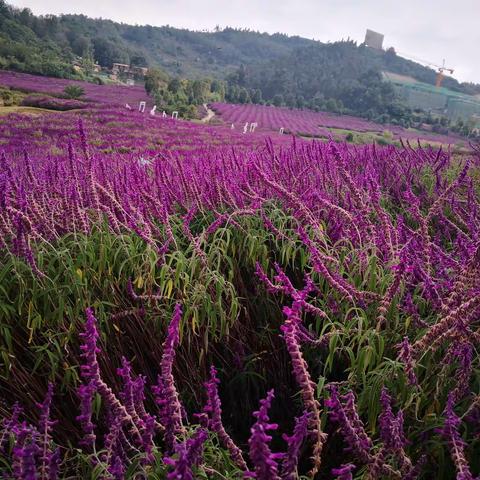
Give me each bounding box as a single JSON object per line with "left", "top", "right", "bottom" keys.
{"left": 438, "top": 394, "right": 474, "bottom": 480}
{"left": 76, "top": 383, "right": 97, "bottom": 449}
{"left": 202, "top": 365, "right": 247, "bottom": 470}
{"left": 164, "top": 427, "right": 208, "bottom": 480}
{"left": 36, "top": 382, "right": 58, "bottom": 480}
{"left": 153, "top": 303, "right": 185, "bottom": 450}
{"left": 0, "top": 403, "right": 22, "bottom": 453}
{"left": 281, "top": 411, "right": 310, "bottom": 480}
{"left": 331, "top": 463, "right": 356, "bottom": 480}
{"left": 247, "top": 389, "right": 282, "bottom": 480}
{"left": 397, "top": 337, "right": 418, "bottom": 386}
{"left": 281, "top": 305, "right": 326, "bottom": 475}
{"left": 12, "top": 422, "right": 39, "bottom": 480}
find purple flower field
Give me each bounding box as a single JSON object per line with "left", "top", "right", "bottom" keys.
{"left": 211, "top": 102, "right": 466, "bottom": 145}
{"left": 0, "top": 71, "right": 479, "bottom": 479}
{"left": 0, "top": 70, "right": 148, "bottom": 106}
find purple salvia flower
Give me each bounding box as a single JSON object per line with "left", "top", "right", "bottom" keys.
{"left": 412, "top": 295, "right": 480, "bottom": 357}
{"left": 47, "top": 448, "right": 61, "bottom": 480}
{"left": 164, "top": 427, "right": 208, "bottom": 480}
{"left": 326, "top": 386, "right": 402, "bottom": 479}
{"left": 76, "top": 307, "right": 100, "bottom": 450}
{"left": 78, "top": 118, "right": 88, "bottom": 159}
{"left": 246, "top": 389, "right": 282, "bottom": 480}
{"left": 76, "top": 383, "right": 96, "bottom": 449}
{"left": 153, "top": 303, "right": 185, "bottom": 451}
{"left": 12, "top": 422, "right": 39, "bottom": 480}
{"left": 202, "top": 365, "right": 247, "bottom": 470}
{"left": 331, "top": 463, "right": 356, "bottom": 480}
{"left": 79, "top": 308, "right": 101, "bottom": 384}
{"left": 117, "top": 357, "right": 156, "bottom": 463}
{"left": 0, "top": 402, "right": 22, "bottom": 453}
{"left": 78, "top": 308, "right": 143, "bottom": 445}
{"left": 378, "top": 387, "right": 406, "bottom": 452}
{"left": 101, "top": 414, "right": 123, "bottom": 476}
{"left": 343, "top": 391, "right": 373, "bottom": 453}
{"left": 378, "top": 388, "right": 413, "bottom": 473}
{"left": 398, "top": 337, "right": 418, "bottom": 386}
{"left": 36, "top": 383, "right": 57, "bottom": 480}
{"left": 281, "top": 411, "right": 310, "bottom": 480}
{"left": 438, "top": 394, "right": 474, "bottom": 480}
{"left": 450, "top": 342, "right": 473, "bottom": 403}
{"left": 281, "top": 305, "right": 326, "bottom": 476}
{"left": 376, "top": 254, "right": 410, "bottom": 329}
{"left": 117, "top": 357, "right": 139, "bottom": 423}
{"left": 325, "top": 385, "right": 371, "bottom": 463}
{"left": 108, "top": 455, "right": 125, "bottom": 480}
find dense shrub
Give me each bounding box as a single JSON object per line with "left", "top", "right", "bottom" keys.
{"left": 63, "top": 84, "right": 85, "bottom": 99}
{"left": 21, "top": 95, "right": 89, "bottom": 110}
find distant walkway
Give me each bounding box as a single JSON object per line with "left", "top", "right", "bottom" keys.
{"left": 200, "top": 103, "right": 215, "bottom": 123}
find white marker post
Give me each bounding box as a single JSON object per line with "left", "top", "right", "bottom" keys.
{"left": 172, "top": 111, "right": 179, "bottom": 119}
{"left": 162, "top": 111, "right": 167, "bottom": 118}
{"left": 249, "top": 122, "right": 258, "bottom": 133}
{"left": 243, "top": 122, "right": 249, "bottom": 134}
{"left": 279, "top": 127, "right": 284, "bottom": 135}
{"left": 231, "top": 123, "right": 235, "bottom": 129}
{"left": 139, "top": 101, "right": 146, "bottom": 113}
{"left": 150, "top": 105, "right": 157, "bottom": 116}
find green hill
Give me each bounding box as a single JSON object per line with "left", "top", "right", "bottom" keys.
{"left": 0, "top": 0, "right": 479, "bottom": 124}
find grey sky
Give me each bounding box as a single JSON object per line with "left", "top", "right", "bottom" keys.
{"left": 9, "top": 0, "right": 480, "bottom": 83}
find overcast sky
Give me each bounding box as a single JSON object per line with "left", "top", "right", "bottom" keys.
{"left": 9, "top": 0, "right": 480, "bottom": 83}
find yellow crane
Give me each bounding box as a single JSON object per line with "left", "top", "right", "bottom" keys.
{"left": 395, "top": 51, "right": 455, "bottom": 88}
{"left": 435, "top": 59, "right": 454, "bottom": 88}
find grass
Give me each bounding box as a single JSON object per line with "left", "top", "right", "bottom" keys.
{"left": 0, "top": 105, "right": 69, "bottom": 115}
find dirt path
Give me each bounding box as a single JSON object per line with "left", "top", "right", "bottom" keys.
{"left": 200, "top": 103, "right": 215, "bottom": 123}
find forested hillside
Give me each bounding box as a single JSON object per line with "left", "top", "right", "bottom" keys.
{"left": 1, "top": 0, "right": 479, "bottom": 123}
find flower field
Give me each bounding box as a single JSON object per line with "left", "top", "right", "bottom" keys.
{"left": 0, "top": 70, "right": 148, "bottom": 106}
{"left": 0, "top": 72, "right": 479, "bottom": 479}
{"left": 210, "top": 102, "right": 466, "bottom": 146}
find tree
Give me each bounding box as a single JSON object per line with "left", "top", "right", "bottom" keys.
{"left": 168, "top": 78, "right": 181, "bottom": 94}
{"left": 325, "top": 98, "right": 337, "bottom": 112}
{"left": 63, "top": 84, "right": 85, "bottom": 99}
{"left": 144, "top": 67, "right": 169, "bottom": 95}
{"left": 251, "top": 88, "right": 262, "bottom": 104}
{"left": 237, "top": 87, "right": 250, "bottom": 104}
{"left": 81, "top": 46, "right": 95, "bottom": 75}
{"left": 296, "top": 95, "right": 305, "bottom": 109}
{"left": 191, "top": 79, "right": 210, "bottom": 104}
{"left": 130, "top": 54, "right": 147, "bottom": 67}
{"left": 92, "top": 37, "right": 128, "bottom": 67}
{"left": 272, "top": 94, "right": 283, "bottom": 107}
{"left": 284, "top": 93, "right": 296, "bottom": 108}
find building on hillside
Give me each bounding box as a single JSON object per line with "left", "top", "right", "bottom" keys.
{"left": 364, "top": 29, "right": 384, "bottom": 50}
{"left": 110, "top": 64, "right": 148, "bottom": 84}
{"left": 382, "top": 71, "right": 480, "bottom": 123}
{"left": 131, "top": 66, "right": 148, "bottom": 77}
{"left": 112, "top": 63, "right": 130, "bottom": 75}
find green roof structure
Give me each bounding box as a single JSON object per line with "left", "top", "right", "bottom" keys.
{"left": 382, "top": 71, "right": 480, "bottom": 124}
